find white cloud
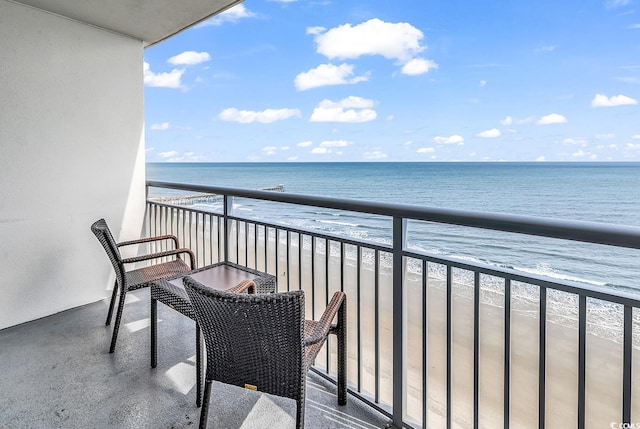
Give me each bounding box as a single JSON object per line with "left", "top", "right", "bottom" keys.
{"left": 606, "top": 0, "right": 631, "bottom": 8}
{"left": 434, "top": 135, "right": 464, "bottom": 145}
{"left": 310, "top": 96, "right": 377, "bottom": 122}
{"left": 633, "top": 135, "right": 640, "bottom": 139}
{"left": 218, "top": 108, "right": 301, "bottom": 123}
{"left": 307, "top": 26, "right": 325, "bottom": 36}
{"left": 297, "top": 141, "right": 313, "bottom": 147}
{"left": 500, "top": 115, "right": 535, "bottom": 125}
{"left": 363, "top": 151, "right": 388, "bottom": 159}
{"left": 536, "top": 45, "right": 556, "bottom": 52}
{"left": 536, "top": 156, "right": 546, "bottom": 162}
{"left": 616, "top": 76, "right": 640, "bottom": 84}
{"left": 310, "top": 18, "right": 435, "bottom": 73}
{"left": 537, "top": 113, "right": 567, "bottom": 125}
{"left": 280, "top": 146, "right": 290, "bottom": 150}
{"left": 159, "top": 151, "right": 206, "bottom": 162}
{"left": 168, "top": 51, "right": 211, "bottom": 66}
{"left": 401, "top": 58, "right": 438, "bottom": 75}
{"left": 563, "top": 138, "right": 588, "bottom": 146}
{"left": 628, "top": 24, "right": 640, "bottom": 29}
{"left": 480, "top": 80, "right": 487, "bottom": 87}
{"left": 311, "top": 147, "right": 329, "bottom": 154}
{"left": 595, "top": 133, "right": 615, "bottom": 139}
{"left": 262, "top": 146, "right": 278, "bottom": 155}
{"left": 294, "top": 63, "right": 368, "bottom": 91}
{"left": 158, "top": 151, "right": 179, "bottom": 158}
{"left": 143, "top": 62, "right": 184, "bottom": 88}
{"left": 198, "top": 4, "right": 255, "bottom": 27}
{"left": 319, "top": 140, "right": 352, "bottom": 148}
{"left": 150, "top": 122, "right": 170, "bottom": 130}
{"left": 571, "top": 150, "right": 587, "bottom": 158}
{"left": 591, "top": 93, "right": 638, "bottom": 107}
{"left": 417, "top": 147, "right": 435, "bottom": 153}
{"left": 476, "top": 128, "right": 501, "bottom": 138}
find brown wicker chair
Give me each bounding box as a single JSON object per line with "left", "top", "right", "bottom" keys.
{"left": 91, "top": 218, "right": 195, "bottom": 353}
{"left": 184, "top": 276, "right": 346, "bottom": 429}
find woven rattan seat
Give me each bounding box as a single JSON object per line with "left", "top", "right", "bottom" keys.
{"left": 184, "top": 276, "right": 346, "bottom": 429}
{"left": 91, "top": 218, "right": 195, "bottom": 353}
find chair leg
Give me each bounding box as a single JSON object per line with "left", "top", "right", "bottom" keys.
{"left": 337, "top": 297, "right": 347, "bottom": 406}
{"left": 109, "top": 288, "right": 127, "bottom": 353}
{"left": 151, "top": 298, "right": 157, "bottom": 368}
{"left": 196, "top": 323, "right": 202, "bottom": 407}
{"left": 198, "top": 379, "right": 213, "bottom": 429}
{"left": 296, "top": 397, "right": 305, "bottom": 429}
{"left": 105, "top": 281, "right": 118, "bottom": 326}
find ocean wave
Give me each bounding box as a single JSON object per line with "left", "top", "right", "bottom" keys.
{"left": 512, "top": 263, "right": 607, "bottom": 287}
{"left": 315, "top": 219, "right": 361, "bottom": 227}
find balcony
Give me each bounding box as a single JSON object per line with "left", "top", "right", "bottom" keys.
{"left": 2, "top": 180, "right": 640, "bottom": 428}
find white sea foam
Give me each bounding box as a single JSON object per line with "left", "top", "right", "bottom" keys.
{"left": 315, "top": 219, "right": 361, "bottom": 227}
{"left": 513, "top": 263, "right": 607, "bottom": 287}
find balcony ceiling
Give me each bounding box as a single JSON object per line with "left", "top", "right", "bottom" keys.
{"left": 14, "top": 0, "right": 244, "bottom": 46}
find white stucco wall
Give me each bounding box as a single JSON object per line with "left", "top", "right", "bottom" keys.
{"left": 0, "top": 1, "right": 146, "bottom": 329}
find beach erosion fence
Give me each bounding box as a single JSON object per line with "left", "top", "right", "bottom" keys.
{"left": 145, "top": 182, "right": 640, "bottom": 429}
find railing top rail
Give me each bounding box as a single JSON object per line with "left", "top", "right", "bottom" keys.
{"left": 147, "top": 180, "right": 640, "bottom": 250}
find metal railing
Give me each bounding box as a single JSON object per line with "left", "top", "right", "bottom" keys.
{"left": 146, "top": 180, "right": 640, "bottom": 429}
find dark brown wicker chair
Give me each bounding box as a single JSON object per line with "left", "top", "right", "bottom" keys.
{"left": 184, "top": 276, "right": 346, "bottom": 429}
{"left": 91, "top": 218, "right": 195, "bottom": 353}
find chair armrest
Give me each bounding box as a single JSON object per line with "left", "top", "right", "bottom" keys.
{"left": 122, "top": 248, "right": 196, "bottom": 269}
{"left": 226, "top": 279, "right": 257, "bottom": 294}
{"left": 117, "top": 234, "right": 180, "bottom": 249}
{"left": 304, "top": 291, "right": 346, "bottom": 346}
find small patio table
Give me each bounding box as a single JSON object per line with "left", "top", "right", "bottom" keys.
{"left": 150, "top": 261, "right": 276, "bottom": 406}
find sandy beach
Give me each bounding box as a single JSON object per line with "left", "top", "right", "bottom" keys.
{"left": 160, "top": 216, "right": 640, "bottom": 429}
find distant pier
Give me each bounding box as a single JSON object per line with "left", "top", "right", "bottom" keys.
{"left": 150, "top": 184, "right": 285, "bottom": 205}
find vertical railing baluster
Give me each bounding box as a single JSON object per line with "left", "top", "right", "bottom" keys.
{"left": 474, "top": 272, "right": 480, "bottom": 429}
{"left": 505, "top": 278, "right": 512, "bottom": 429}
{"left": 446, "top": 265, "right": 452, "bottom": 429}
{"left": 392, "top": 216, "right": 406, "bottom": 429}
{"left": 236, "top": 220, "right": 240, "bottom": 264}
{"left": 223, "top": 195, "right": 231, "bottom": 263}
{"left": 357, "top": 245, "right": 362, "bottom": 393}
{"left": 311, "top": 236, "right": 316, "bottom": 321}
{"left": 298, "top": 233, "right": 302, "bottom": 292}
{"left": 326, "top": 238, "right": 330, "bottom": 374}
{"left": 286, "top": 231, "right": 291, "bottom": 292}
{"left": 539, "top": 287, "right": 547, "bottom": 429}
{"left": 245, "top": 222, "right": 249, "bottom": 266}
{"left": 254, "top": 225, "right": 258, "bottom": 270}
{"left": 275, "top": 228, "right": 280, "bottom": 285}
{"left": 422, "top": 260, "right": 428, "bottom": 429}
{"left": 578, "top": 295, "right": 586, "bottom": 429}
{"left": 195, "top": 212, "right": 200, "bottom": 267}
{"left": 623, "top": 305, "right": 632, "bottom": 424}
{"left": 264, "top": 226, "right": 268, "bottom": 273}
{"left": 375, "top": 249, "right": 380, "bottom": 404}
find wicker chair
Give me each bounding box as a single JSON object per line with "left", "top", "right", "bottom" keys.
{"left": 91, "top": 218, "right": 195, "bottom": 353}
{"left": 184, "top": 276, "right": 347, "bottom": 429}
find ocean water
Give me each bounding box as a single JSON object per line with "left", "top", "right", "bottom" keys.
{"left": 147, "top": 162, "right": 640, "bottom": 293}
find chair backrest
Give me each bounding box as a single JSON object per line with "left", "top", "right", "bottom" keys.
{"left": 184, "top": 276, "right": 306, "bottom": 401}
{"left": 91, "top": 219, "right": 125, "bottom": 289}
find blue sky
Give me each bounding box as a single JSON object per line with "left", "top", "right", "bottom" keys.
{"left": 143, "top": 0, "right": 640, "bottom": 162}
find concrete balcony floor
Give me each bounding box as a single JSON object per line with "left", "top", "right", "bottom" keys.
{"left": 0, "top": 289, "right": 388, "bottom": 428}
